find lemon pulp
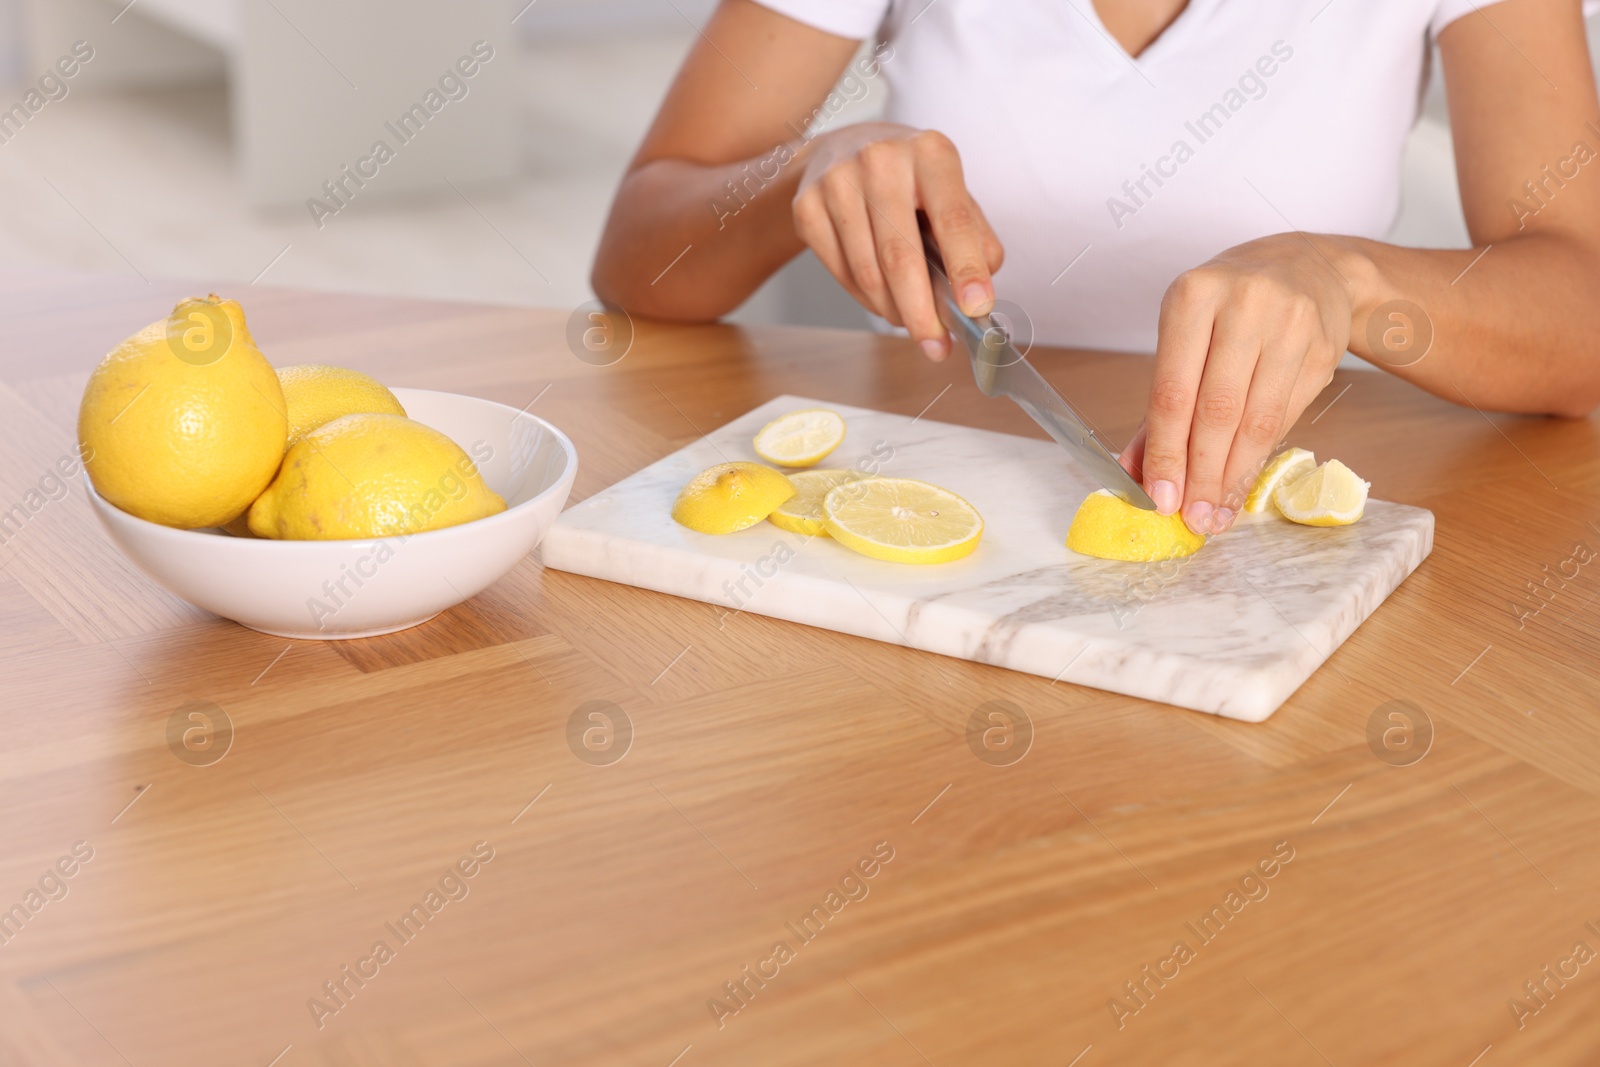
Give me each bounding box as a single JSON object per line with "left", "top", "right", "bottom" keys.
{"left": 752, "top": 408, "right": 846, "bottom": 468}
{"left": 768, "top": 468, "right": 870, "bottom": 537}
{"left": 1244, "top": 447, "right": 1316, "bottom": 515}
{"left": 1273, "top": 459, "right": 1369, "bottom": 527}
{"left": 822, "top": 477, "right": 983, "bottom": 564}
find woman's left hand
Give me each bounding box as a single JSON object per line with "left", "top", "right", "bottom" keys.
{"left": 1118, "top": 233, "right": 1354, "bottom": 536}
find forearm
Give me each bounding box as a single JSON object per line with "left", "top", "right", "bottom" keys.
{"left": 591, "top": 142, "right": 814, "bottom": 320}
{"left": 1327, "top": 232, "right": 1600, "bottom": 417}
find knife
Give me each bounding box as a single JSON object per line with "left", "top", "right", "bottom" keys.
{"left": 917, "top": 214, "right": 1157, "bottom": 511}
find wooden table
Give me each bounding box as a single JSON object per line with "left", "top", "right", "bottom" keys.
{"left": 3, "top": 270, "right": 1599, "bottom": 1066}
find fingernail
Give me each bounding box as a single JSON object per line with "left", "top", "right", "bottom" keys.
{"left": 1183, "top": 501, "right": 1214, "bottom": 536}
{"left": 1150, "top": 479, "right": 1179, "bottom": 515}
{"left": 960, "top": 283, "right": 990, "bottom": 315}
{"left": 1214, "top": 507, "right": 1235, "bottom": 533}
{"left": 920, "top": 338, "right": 946, "bottom": 362}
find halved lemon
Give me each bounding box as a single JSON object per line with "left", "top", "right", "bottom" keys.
{"left": 1244, "top": 446, "right": 1316, "bottom": 514}
{"left": 768, "top": 468, "right": 870, "bottom": 537}
{"left": 1273, "top": 459, "right": 1369, "bottom": 527}
{"left": 752, "top": 408, "right": 846, "bottom": 468}
{"left": 672, "top": 462, "right": 796, "bottom": 534}
{"left": 1066, "top": 489, "right": 1205, "bottom": 561}
{"left": 822, "top": 477, "right": 983, "bottom": 564}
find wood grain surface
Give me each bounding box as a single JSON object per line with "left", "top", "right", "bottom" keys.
{"left": 2, "top": 269, "right": 1599, "bottom": 1066}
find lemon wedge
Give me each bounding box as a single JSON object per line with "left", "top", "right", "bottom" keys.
{"left": 768, "top": 468, "right": 869, "bottom": 537}
{"left": 1066, "top": 489, "right": 1205, "bottom": 562}
{"left": 672, "top": 462, "right": 796, "bottom": 534}
{"left": 752, "top": 408, "right": 846, "bottom": 467}
{"left": 822, "top": 477, "right": 982, "bottom": 564}
{"left": 1273, "top": 459, "right": 1369, "bottom": 526}
{"left": 1244, "top": 446, "right": 1316, "bottom": 514}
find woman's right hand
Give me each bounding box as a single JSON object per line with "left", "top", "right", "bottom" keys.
{"left": 792, "top": 123, "right": 1004, "bottom": 361}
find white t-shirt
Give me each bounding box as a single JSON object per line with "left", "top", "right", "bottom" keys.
{"left": 752, "top": 0, "right": 1518, "bottom": 352}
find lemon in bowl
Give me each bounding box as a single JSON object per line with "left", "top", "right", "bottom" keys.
{"left": 83, "top": 389, "right": 577, "bottom": 639}
{"left": 276, "top": 364, "right": 407, "bottom": 444}
{"left": 77, "top": 295, "right": 287, "bottom": 529}
{"left": 249, "top": 414, "right": 506, "bottom": 540}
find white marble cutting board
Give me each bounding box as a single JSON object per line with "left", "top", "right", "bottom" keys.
{"left": 541, "top": 396, "right": 1433, "bottom": 721}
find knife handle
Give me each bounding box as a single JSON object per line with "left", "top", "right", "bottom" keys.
{"left": 916, "top": 210, "right": 948, "bottom": 278}
{"left": 918, "top": 209, "right": 973, "bottom": 347}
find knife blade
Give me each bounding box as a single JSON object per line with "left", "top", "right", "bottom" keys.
{"left": 916, "top": 214, "right": 1157, "bottom": 510}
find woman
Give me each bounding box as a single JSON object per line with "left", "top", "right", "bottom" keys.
{"left": 592, "top": 0, "right": 1600, "bottom": 535}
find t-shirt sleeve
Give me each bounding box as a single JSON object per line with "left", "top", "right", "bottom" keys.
{"left": 1432, "top": 0, "right": 1600, "bottom": 39}
{"left": 746, "top": 0, "right": 893, "bottom": 39}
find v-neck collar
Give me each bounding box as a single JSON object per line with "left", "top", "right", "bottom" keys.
{"left": 1075, "top": 0, "right": 1210, "bottom": 65}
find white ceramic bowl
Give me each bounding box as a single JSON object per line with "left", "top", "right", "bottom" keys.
{"left": 84, "top": 388, "right": 578, "bottom": 639}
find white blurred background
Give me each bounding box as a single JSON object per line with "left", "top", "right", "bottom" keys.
{"left": 0, "top": 0, "right": 1592, "bottom": 331}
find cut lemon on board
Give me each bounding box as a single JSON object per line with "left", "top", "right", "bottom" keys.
{"left": 768, "top": 468, "right": 869, "bottom": 537}
{"left": 1273, "top": 459, "right": 1369, "bottom": 527}
{"left": 752, "top": 408, "right": 846, "bottom": 467}
{"left": 822, "top": 477, "right": 983, "bottom": 564}
{"left": 1066, "top": 489, "right": 1205, "bottom": 562}
{"left": 1244, "top": 446, "right": 1315, "bottom": 515}
{"left": 672, "top": 461, "right": 796, "bottom": 535}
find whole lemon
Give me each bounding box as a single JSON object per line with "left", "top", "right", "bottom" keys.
{"left": 247, "top": 413, "right": 506, "bottom": 540}
{"left": 277, "top": 364, "right": 406, "bottom": 445}
{"left": 78, "top": 295, "right": 287, "bottom": 528}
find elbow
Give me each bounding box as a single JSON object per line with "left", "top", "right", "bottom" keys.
{"left": 1528, "top": 377, "right": 1600, "bottom": 420}
{"left": 1551, "top": 395, "right": 1600, "bottom": 420}
{"left": 590, "top": 245, "right": 733, "bottom": 324}
{"left": 1491, "top": 387, "right": 1600, "bottom": 420}
{"left": 1547, "top": 355, "right": 1600, "bottom": 419}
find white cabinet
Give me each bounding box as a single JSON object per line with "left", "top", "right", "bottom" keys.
{"left": 23, "top": 0, "right": 520, "bottom": 207}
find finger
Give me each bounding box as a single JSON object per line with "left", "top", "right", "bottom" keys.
{"left": 820, "top": 167, "right": 898, "bottom": 323}
{"left": 858, "top": 141, "right": 950, "bottom": 360}
{"left": 794, "top": 189, "right": 877, "bottom": 313}
{"left": 1143, "top": 275, "right": 1215, "bottom": 516}
{"left": 978, "top": 202, "right": 1006, "bottom": 273}
{"left": 1119, "top": 422, "right": 1147, "bottom": 482}
{"left": 913, "top": 131, "right": 997, "bottom": 316}
{"left": 1182, "top": 312, "right": 1262, "bottom": 536}
{"left": 1285, "top": 361, "right": 1339, "bottom": 431}
{"left": 1214, "top": 339, "right": 1301, "bottom": 531}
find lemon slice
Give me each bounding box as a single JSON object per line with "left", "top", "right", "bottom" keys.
{"left": 822, "top": 477, "right": 982, "bottom": 564}
{"left": 672, "top": 462, "right": 796, "bottom": 534}
{"left": 1066, "top": 489, "right": 1205, "bottom": 561}
{"left": 768, "top": 468, "right": 870, "bottom": 537}
{"left": 1273, "top": 459, "right": 1369, "bottom": 527}
{"left": 1244, "top": 446, "right": 1316, "bottom": 514}
{"left": 752, "top": 408, "right": 846, "bottom": 467}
